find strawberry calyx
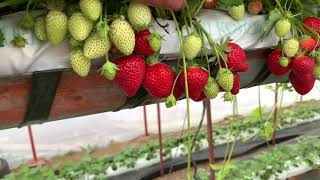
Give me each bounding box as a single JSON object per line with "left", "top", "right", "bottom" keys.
{"left": 223, "top": 92, "right": 233, "bottom": 102}
{"left": 165, "top": 94, "right": 177, "bottom": 108}
{"left": 148, "top": 31, "right": 162, "bottom": 53}
{"left": 146, "top": 55, "right": 160, "bottom": 65}
{"left": 101, "top": 57, "right": 118, "bottom": 80}
{"left": 11, "top": 35, "right": 28, "bottom": 48}
{"left": 96, "top": 20, "right": 110, "bottom": 38}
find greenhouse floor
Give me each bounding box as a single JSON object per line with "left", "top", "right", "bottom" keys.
{"left": 1, "top": 83, "right": 320, "bottom": 169}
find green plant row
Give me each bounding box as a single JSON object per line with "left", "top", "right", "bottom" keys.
{"left": 2, "top": 100, "right": 320, "bottom": 180}
{"left": 195, "top": 135, "right": 320, "bottom": 180}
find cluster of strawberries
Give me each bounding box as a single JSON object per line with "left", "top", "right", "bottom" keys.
{"left": 113, "top": 40, "right": 249, "bottom": 108}
{"left": 267, "top": 16, "right": 320, "bottom": 95}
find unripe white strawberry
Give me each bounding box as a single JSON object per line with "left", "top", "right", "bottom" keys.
{"left": 275, "top": 19, "right": 291, "bottom": 37}
{"left": 204, "top": 77, "right": 219, "bottom": 99}
{"left": 34, "top": 16, "right": 47, "bottom": 41}
{"left": 183, "top": 32, "right": 202, "bottom": 60}
{"left": 70, "top": 49, "right": 91, "bottom": 77}
{"left": 46, "top": 11, "right": 68, "bottom": 45}
{"left": 127, "top": 1, "right": 152, "bottom": 31}
{"left": 283, "top": 38, "right": 299, "bottom": 58}
{"left": 84, "top": 32, "right": 111, "bottom": 59}
{"left": 68, "top": 12, "right": 93, "bottom": 41}
{"left": 228, "top": 4, "right": 245, "bottom": 21}
{"left": 216, "top": 68, "right": 234, "bottom": 91}
{"left": 110, "top": 18, "right": 135, "bottom": 55}
{"left": 79, "top": 0, "right": 102, "bottom": 21}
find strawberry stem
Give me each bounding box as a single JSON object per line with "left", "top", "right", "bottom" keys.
{"left": 194, "top": 21, "right": 228, "bottom": 69}
{"left": 170, "top": 70, "right": 182, "bottom": 95}
{"left": 171, "top": 10, "right": 192, "bottom": 180}
{"left": 219, "top": 96, "right": 239, "bottom": 180}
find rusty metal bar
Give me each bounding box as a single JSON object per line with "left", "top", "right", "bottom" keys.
{"left": 205, "top": 99, "right": 215, "bottom": 180}
{"left": 27, "top": 125, "right": 38, "bottom": 162}
{"left": 143, "top": 105, "right": 149, "bottom": 136}
{"left": 272, "top": 86, "right": 278, "bottom": 145}
{"left": 157, "top": 103, "right": 164, "bottom": 176}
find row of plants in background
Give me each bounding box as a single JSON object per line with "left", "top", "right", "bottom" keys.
{"left": 195, "top": 136, "right": 320, "bottom": 180}
{"left": 3, "top": 100, "right": 320, "bottom": 180}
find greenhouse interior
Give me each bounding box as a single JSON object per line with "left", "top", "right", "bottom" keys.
{"left": 0, "top": 0, "right": 320, "bottom": 179}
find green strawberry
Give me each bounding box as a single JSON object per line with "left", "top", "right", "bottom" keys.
{"left": 204, "top": 77, "right": 219, "bottom": 99}
{"left": 46, "top": 11, "right": 68, "bottom": 45}
{"left": 127, "top": 1, "right": 152, "bottom": 30}
{"left": 79, "top": 0, "right": 102, "bottom": 21}
{"left": 279, "top": 57, "right": 289, "bottom": 67}
{"left": 216, "top": 68, "right": 234, "bottom": 91}
{"left": 68, "top": 12, "right": 93, "bottom": 41}
{"left": 46, "top": 0, "right": 66, "bottom": 11}
{"left": 183, "top": 32, "right": 202, "bottom": 60}
{"left": 283, "top": 38, "right": 299, "bottom": 58}
{"left": 110, "top": 18, "right": 135, "bottom": 55}
{"left": 70, "top": 49, "right": 91, "bottom": 77}
{"left": 84, "top": 32, "right": 111, "bottom": 59}
{"left": 34, "top": 16, "right": 47, "bottom": 41}
{"left": 275, "top": 19, "right": 291, "bottom": 37}
{"left": 228, "top": 4, "right": 245, "bottom": 21}
{"left": 11, "top": 35, "right": 28, "bottom": 48}
{"left": 20, "top": 13, "right": 34, "bottom": 29}
{"left": 313, "top": 65, "right": 320, "bottom": 79}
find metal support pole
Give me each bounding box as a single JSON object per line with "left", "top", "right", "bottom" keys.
{"left": 28, "top": 125, "right": 38, "bottom": 162}
{"left": 157, "top": 103, "right": 165, "bottom": 176}
{"left": 27, "top": 126, "right": 46, "bottom": 167}
{"left": 205, "top": 99, "right": 215, "bottom": 180}
{"left": 272, "top": 88, "right": 278, "bottom": 145}
{"left": 143, "top": 105, "right": 149, "bottom": 136}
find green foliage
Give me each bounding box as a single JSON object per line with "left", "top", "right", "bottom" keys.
{"left": 216, "top": 0, "right": 243, "bottom": 7}
{"left": 5, "top": 100, "right": 320, "bottom": 179}
{"left": 0, "top": 29, "right": 5, "bottom": 47}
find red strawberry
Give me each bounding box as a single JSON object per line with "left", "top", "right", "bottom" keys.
{"left": 300, "top": 37, "right": 317, "bottom": 52}
{"left": 173, "top": 82, "right": 184, "bottom": 99}
{"left": 143, "top": 63, "right": 175, "bottom": 98}
{"left": 221, "top": 43, "right": 248, "bottom": 72}
{"left": 230, "top": 72, "right": 240, "bottom": 95}
{"left": 193, "top": 92, "right": 206, "bottom": 102}
{"left": 247, "top": 0, "right": 263, "bottom": 15}
{"left": 292, "top": 55, "right": 316, "bottom": 75}
{"left": 304, "top": 17, "right": 320, "bottom": 34}
{"left": 114, "top": 55, "right": 146, "bottom": 97}
{"left": 289, "top": 72, "right": 316, "bottom": 95}
{"left": 134, "top": 29, "right": 162, "bottom": 55}
{"left": 203, "top": 0, "right": 218, "bottom": 9}
{"left": 267, "top": 49, "right": 291, "bottom": 76}
{"left": 178, "top": 67, "right": 209, "bottom": 101}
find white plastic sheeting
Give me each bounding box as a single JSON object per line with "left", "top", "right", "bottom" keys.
{"left": 0, "top": 9, "right": 278, "bottom": 76}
